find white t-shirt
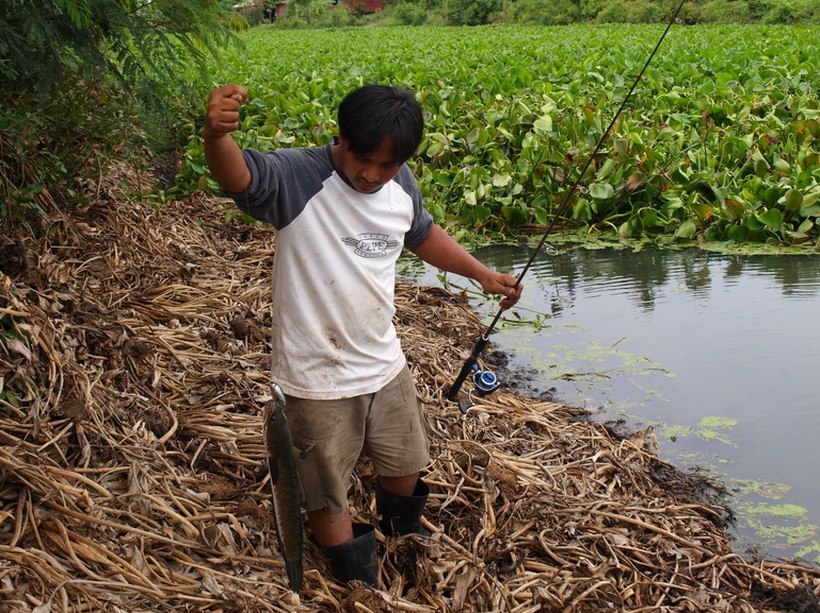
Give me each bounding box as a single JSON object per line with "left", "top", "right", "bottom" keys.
{"left": 230, "top": 144, "right": 433, "bottom": 399}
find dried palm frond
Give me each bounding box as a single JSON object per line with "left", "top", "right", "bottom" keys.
{"left": 1, "top": 165, "right": 817, "bottom": 612}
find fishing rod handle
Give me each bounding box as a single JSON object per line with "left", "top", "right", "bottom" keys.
{"left": 446, "top": 336, "right": 489, "bottom": 400}
{"left": 446, "top": 356, "right": 477, "bottom": 400}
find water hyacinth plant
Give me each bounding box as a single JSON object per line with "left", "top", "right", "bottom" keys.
{"left": 181, "top": 24, "right": 818, "bottom": 246}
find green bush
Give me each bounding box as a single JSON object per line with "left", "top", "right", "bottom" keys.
{"left": 793, "top": 0, "right": 820, "bottom": 20}
{"left": 698, "top": 1, "right": 751, "bottom": 23}
{"left": 501, "top": 0, "right": 580, "bottom": 24}
{"left": 596, "top": 0, "right": 664, "bottom": 23}
{"left": 391, "top": 2, "right": 429, "bottom": 24}
{"left": 313, "top": 4, "right": 361, "bottom": 26}
{"left": 270, "top": 3, "right": 361, "bottom": 28}
{"left": 244, "top": 6, "right": 268, "bottom": 25}
{"left": 445, "top": 0, "right": 502, "bottom": 24}
{"left": 762, "top": 4, "right": 792, "bottom": 21}
{"left": 0, "top": 0, "right": 229, "bottom": 224}
{"left": 1, "top": 81, "right": 139, "bottom": 224}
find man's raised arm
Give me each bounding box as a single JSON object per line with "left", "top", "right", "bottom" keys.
{"left": 204, "top": 84, "right": 252, "bottom": 193}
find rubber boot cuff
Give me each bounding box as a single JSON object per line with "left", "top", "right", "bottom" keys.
{"left": 376, "top": 478, "right": 431, "bottom": 537}
{"left": 320, "top": 523, "right": 378, "bottom": 587}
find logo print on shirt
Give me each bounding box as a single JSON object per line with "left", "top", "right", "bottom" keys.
{"left": 342, "top": 233, "right": 399, "bottom": 258}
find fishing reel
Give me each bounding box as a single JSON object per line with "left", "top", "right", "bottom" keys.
{"left": 458, "top": 363, "right": 501, "bottom": 413}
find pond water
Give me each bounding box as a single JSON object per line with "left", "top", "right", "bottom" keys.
{"left": 400, "top": 245, "right": 820, "bottom": 566}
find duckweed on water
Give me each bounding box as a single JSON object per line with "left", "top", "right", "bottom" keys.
{"left": 748, "top": 503, "right": 809, "bottom": 518}
{"left": 737, "top": 479, "right": 793, "bottom": 500}
{"left": 697, "top": 416, "right": 740, "bottom": 447}
{"left": 655, "top": 423, "right": 694, "bottom": 442}
{"left": 796, "top": 541, "right": 820, "bottom": 564}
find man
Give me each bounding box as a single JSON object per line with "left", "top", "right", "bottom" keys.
{"left": 204, "top": 83, "right": 522, "bottom": 586}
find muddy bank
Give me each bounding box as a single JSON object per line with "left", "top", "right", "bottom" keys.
{"left": 1, "top": 172, "right": 818, "bottom": 611}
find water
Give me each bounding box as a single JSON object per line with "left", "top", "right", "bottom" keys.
{"left": 400, "top": 245, "right": 820, "bottom": 566}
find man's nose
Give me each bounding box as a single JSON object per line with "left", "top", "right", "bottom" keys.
{"left": 361, "top": 165, "right": 380, "bottom": 184}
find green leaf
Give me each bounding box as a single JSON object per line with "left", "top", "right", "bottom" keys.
{"left": 784, "top": 189, "right": 803, "bottom": 211}
{"left": 727, "top": 224, "right": 749, "bottom": 242}
{"left": 597, "top": 158, "right": 616, "bottom": 180}
{"left": 757, "top": 208, "right": 784, "bottom": 230}
{"left": 427, "top": 141, "right": 445, "bottom": 157}
{"left": 474, "top": 205, "right": 491, "bottom": 221}
{"left": 722, "top": 198, "right": 746, "bottom": 222}
{"left": 589, "top": 183, "right": 615, "bottom": 200}
{"left": 533, "top": 115, "right": 552, "bottom": 134}
{"left": 492, "top": 173, "right": 512, "bottom": 187}
{"left": 763, "top": 186, "right": 782, "bottom": 206}
{"left": 773, "top": 158, "right": 790, "bottom": 174}
{"left": 572, "top": 199, "right": 591, "bottom": 221}
{"left": 704, "top": 225, "right": 723, "bottom": 241}
{"left": 797, "top": 219, "right": 814, "bottom": 234}
{"left": 746, "top": 215, "right": 765, "bottom": 232}
{"left": 57, "top": 0, "right": 92, "bottom": 28}
{"left": 675, "top": 220, "right": 697, "bottom": 239}
{"left": 641, "top": 209, "right": 659, "bottom": 228}
{"left": 801, "top": 203, "right": 820, "bottom": 218}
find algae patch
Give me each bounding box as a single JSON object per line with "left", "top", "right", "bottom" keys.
{"left": 696, "top": 416, "right": 739, "bottom": 447}
{"left": 748, "top": 503, "right": 808, "bottom": 518}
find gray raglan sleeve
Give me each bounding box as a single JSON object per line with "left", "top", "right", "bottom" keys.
{"left": 227, "top": 148, "right": 327, "bottom": 231}
{"left": 396, "top": 165, "right": 434, "bottom": 250}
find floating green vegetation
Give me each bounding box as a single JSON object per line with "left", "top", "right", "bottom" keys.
{"left": 181, "top": 24, "right": 820, "bottom": 249}
{"left": 548, "top": 338, "right": 673, "bottom": 378}
{"left": 699, "top": 416, "right": 738, "bottom": 428}
{"left": 698, "top": 240, "right": 820, "bottom": 256}
{"left": 795, "top": 540, "right": 820, "bottom": 564}
{"left": 753, "top": 522, "right": 816, "bottom": 547}
{"left": 654, "top": 423, "right": 693, "bottom": 443}
{"left": 734, "top": 478, "right": 792, "bottom": 500}
{"left": 696, "top": 416, "right": 739, "bottom": 447}
{"left": 727, "top": 478, "right": 818, "bottom": 561}
{"left": 747, "top": 503, "right": 808, "bottom": 518}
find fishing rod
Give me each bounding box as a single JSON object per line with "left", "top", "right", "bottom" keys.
{"left": 446, "top": 0, "right": 687, "bottom": 413}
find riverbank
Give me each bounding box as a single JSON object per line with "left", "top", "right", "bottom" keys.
{"left": 1, "top": 168, "right": 818, "bottom": 611}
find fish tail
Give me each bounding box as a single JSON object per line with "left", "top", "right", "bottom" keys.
{"left": 285, "top": 559, "right": 303, "bottom": 593}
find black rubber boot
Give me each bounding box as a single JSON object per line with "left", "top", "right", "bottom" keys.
{"left": 321, "top": 523, "right": 378, "bottom": 587}
{"left": 376, "top": 478, "right": 431, "bottom": 536}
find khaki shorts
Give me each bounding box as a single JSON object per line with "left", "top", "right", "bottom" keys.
{"left": 282, "top": 365, "right": 430, "bottom": 515}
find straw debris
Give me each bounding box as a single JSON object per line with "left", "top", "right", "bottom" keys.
{"left": 1, "top": 166, "right": 818, "bottom": 612}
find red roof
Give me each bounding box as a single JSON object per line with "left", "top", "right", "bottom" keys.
{"left": 343, "top": 0, "right": 384, "bottom": 10}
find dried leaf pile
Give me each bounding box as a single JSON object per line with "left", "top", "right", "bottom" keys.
{"left": 1, "top": 171, "right": 818, "bottom": 612}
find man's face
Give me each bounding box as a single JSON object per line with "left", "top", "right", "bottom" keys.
{"left": 333, "top": 136, "right": 403, "bottom": 194}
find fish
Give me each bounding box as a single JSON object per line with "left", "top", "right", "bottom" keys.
{"left": 264, "top": 382, "right": 303, "bottom": 593}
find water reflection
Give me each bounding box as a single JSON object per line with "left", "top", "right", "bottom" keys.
{"left": 402, "top": 245, "right": 820, "bottom": 565}
{"left": 474, "top": 245, "right": 820, "bottom": 312}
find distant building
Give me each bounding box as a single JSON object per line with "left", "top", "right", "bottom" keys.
{"left": 342, "top": 0, "right": 384, "bottom": 11}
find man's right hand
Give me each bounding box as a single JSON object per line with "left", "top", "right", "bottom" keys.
{"left": 205, "top": 84, "right": 249, "bottom": 138}
{"left": 204, "top": 84, "right": 252, "bottom": 193}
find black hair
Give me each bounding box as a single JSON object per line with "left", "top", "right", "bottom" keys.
{"left": 337, "top": 85, "right": 424, "bottom": 164}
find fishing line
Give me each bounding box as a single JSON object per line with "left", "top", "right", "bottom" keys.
{"left": 446, "top": 0, "right": 687, "bottom": 410}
